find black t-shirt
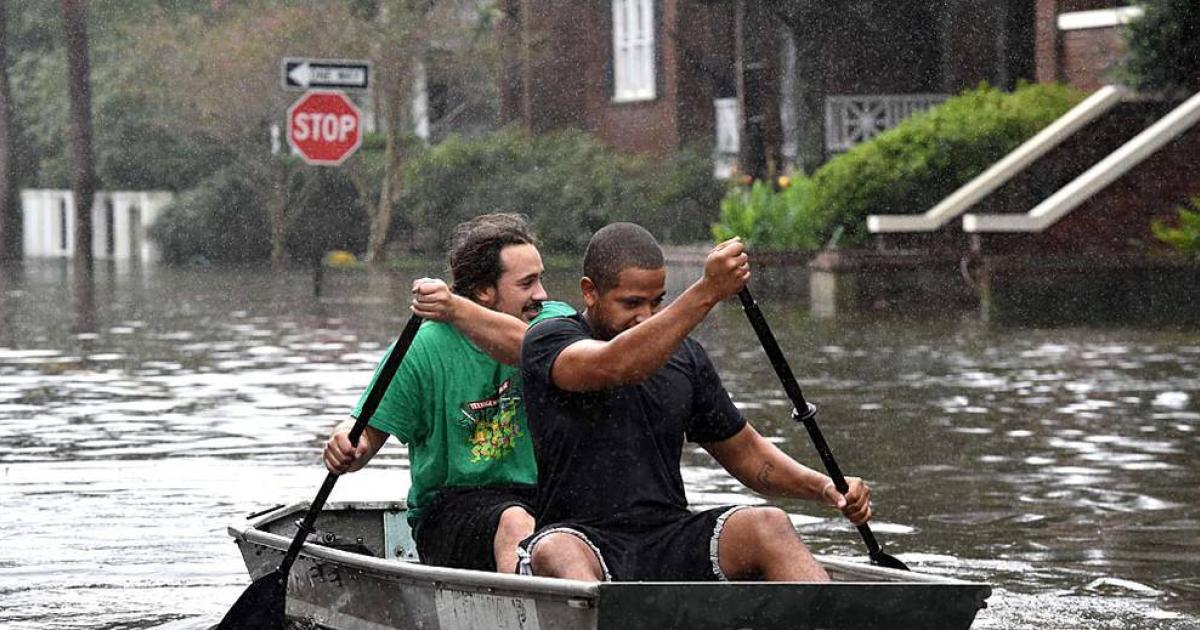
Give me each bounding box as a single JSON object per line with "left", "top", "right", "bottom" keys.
{"left": 520, "top": 314, "right": 746, "bottom": 529}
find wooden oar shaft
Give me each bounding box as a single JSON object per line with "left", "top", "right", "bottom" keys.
{"left": 737, "top": 288, "right": 900, "bottom": 567}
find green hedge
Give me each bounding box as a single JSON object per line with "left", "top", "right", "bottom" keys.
{"left": 149, "top": 160, "right": 368, "bottom": 265}
{"left": 713, "top": 83, "right": 1085, "bottom": 250}
{"left": 396, "top": 129, "right": 723, "bottom": 254}
{"left": 148, "top": 164, "right": 271, "bottom": 265}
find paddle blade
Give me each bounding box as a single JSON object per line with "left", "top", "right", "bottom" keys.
{"left": 215, "top": 570, "right": 287, "bottom": 630}
{"left": 870, "top": 550, "right": 910, "bottom": 571}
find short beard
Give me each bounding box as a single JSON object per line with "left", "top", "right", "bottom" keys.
{"left": 582, "top": 309, "right": 617, "bottom": 341}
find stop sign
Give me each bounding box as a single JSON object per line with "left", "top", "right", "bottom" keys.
{"left": 287, "top": 90, "right": 362, "bottom": 165}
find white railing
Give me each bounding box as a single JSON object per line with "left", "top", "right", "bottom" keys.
{"left": 824, "top": 93, "right": 948, "bottom": 152}
{"left": 868, "top": 85, "right": 1129, "bottom": 233}
{"left": 964, "top": 89, "right": 1200, "bottom": 233}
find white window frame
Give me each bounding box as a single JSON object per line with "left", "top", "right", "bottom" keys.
{"left": 612, "top": 0, "right": 656, "bottom": 102}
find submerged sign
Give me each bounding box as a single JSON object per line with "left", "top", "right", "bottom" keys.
{"left": 282, "top": 58, "right": 371, "bottom": 91}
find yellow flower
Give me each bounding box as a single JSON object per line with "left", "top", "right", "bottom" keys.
{"left": 777, "top": 175, "right": 791, "bottom": 189}
{"left": 324, "top": 250, "right": 358, "bottom": 269}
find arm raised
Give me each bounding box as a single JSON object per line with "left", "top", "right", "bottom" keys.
{"left": 411, "top": 278, "right": 526, "bottom": 365}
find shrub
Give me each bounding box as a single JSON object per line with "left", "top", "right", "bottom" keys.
{"left": 712, "top": 83, "right": 1084, "bottom": 249}
{"left": 1121, "top": 0, "right": 1200, "bottom": 93}
{"left": 149, "top": 161, "right": 369, "bottom": 265}
{"left": 712, "top": 176, "right": 821, "bottom": 250}
{"left": 395, "top": 129, "right": 721, "bottom": 254}
{"left": 1151, "top": 197, "right": 1200, "bottom": 259}
{"left": 148, "top": 164, "right": 271, "bottom": 265}
{"left": 286, "top": 167, "right": 370, "bottom": 264}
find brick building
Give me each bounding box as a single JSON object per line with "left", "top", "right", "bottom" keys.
{"left": 496, "top": 0, "right": 1033, "bottom": 177}
{"left": 1035, "top": 0, "right": 1142, "bottom": 90}
{"left": 869, "top": 0, "right": 1200, "bottom": 258}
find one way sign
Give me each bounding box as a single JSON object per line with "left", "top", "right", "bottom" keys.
{"left": 282, "top": 58, "right": 371, "bottom": 91}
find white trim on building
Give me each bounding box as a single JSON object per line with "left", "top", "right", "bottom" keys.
{"left": 20, "top": 189, "right": 174, "bottom": 262}
{"left": 1057, "top": 6, "right": 1144, "bottom": 31}
{"left": 612, "top": 0, "right": 656, "bottom": 102}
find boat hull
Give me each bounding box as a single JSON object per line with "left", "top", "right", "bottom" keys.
{"left": 229, "top": 502, "right": 990, "bottom": 630}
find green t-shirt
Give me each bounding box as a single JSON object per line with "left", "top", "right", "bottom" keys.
{"left": 352, "top": 301, "right": 575, "bottom": 527}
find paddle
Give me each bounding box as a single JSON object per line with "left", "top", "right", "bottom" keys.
{"left": 736, "top": 288, "right": 909, "bottom": 571}
{"left": 216, "top": 313, "right": 424, "bottom": 630}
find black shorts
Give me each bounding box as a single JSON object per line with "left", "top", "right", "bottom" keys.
{"left": 414, "top": 484, "right": 536, "bottom": 572}
{"left": 519, "top": 506, "right": 750, "bottom": 581}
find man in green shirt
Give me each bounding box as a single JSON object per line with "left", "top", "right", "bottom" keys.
{"left": 323, "top": 213, "right": 573, "bottom": 573}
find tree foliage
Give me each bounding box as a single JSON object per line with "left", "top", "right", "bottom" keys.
{"left": 9, "top": 1, "right": 718, "bottom": 266}
{"left": 149, "top": 157, "right": 369, "bottom": 265}
{"left": 398, "top": 129, "right": 722, "bottom": 254}
{"left": 7, "top": 2, "right": 229, "bottom": 190}
{"left": 1121, "top": 0, "right": 1200, "bottom": 93}
{"left": 148, "top": 164, "right": 272, "bottom": 265}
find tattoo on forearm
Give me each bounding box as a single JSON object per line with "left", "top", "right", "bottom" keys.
{"left": 755, "top": 462, "right": 775, "bottom": 491}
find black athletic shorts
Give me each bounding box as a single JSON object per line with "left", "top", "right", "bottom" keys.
{"left": 519, "top": 505, "right": 750, "bottom": 581}
{"left": 414, "top": 484, "right": 536, "bottom": 572}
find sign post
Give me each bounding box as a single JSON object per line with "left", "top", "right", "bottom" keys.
{"left": 287, "top": 90, "right": 362, "bottom": 166}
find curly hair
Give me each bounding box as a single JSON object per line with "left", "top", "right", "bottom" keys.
{"left": 447, "top": 213, "right": 538, "bottom": 300}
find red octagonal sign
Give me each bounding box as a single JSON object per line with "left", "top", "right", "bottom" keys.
{"left": 287, "top": 90, "right": 362, "bottom": 165}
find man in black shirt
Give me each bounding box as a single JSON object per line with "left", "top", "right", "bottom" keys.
{"left": 518, "top": 223, "right": 873, "bottom": 582}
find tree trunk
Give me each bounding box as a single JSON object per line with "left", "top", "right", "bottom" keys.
{"left": 364, "top": 134, "right": 402, "bottom": 268}
{"left": 0, "top": 263, "right": 17, "bottom": 346}
{"left": 519, "top": 0, "right": 534, "bottom": 127}
{"left": 364, "top": 5, "right": 427, "bottom": 269}
{"left": 364, "top": 57, "right": 409, "bottom": 269}
{"left": 61, "top": 0, "right": 96, "bottom": 332}
{"left": 0, "top": 0, "right": 20, "bottom": 262}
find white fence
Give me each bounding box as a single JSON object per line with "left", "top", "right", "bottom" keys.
{"left": 825, "top": 93, "right": 949, "bottom": 152}
{"left": 21, "top": 189, "right": 174, "bottom": 262}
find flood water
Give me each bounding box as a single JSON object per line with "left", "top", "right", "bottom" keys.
{"left": 1, "top": 259, "right": 1197, "bottom": 629}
